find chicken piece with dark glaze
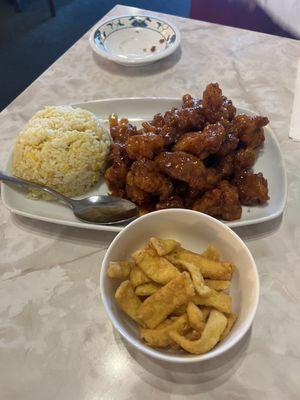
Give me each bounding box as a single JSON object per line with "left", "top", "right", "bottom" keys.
{"left": 202, "top": 83, "right": 231, "bottom": 123}
{"left": 142, "top": 114, "right": 166, "bottom": 133}
{"left": 156, "top": 195, "right": 184, "bottom": 210}
{"left": 109, "top": 115, "right": 137, "bottom": 145}
{"left": 234, "top": 147, "right": 255, "bottom": 171}
{"left": 182, "top": 94, "right": 202, "bottom": 108}
{"left": 235, "top": 171, "right": 269, "bottom": 205}
{"left": 125, "top": 132, "right": 164, "bottom": 160}
{"left": 155, "top": 151, "right": 219, "bottom": 190}
{"left": 130, "top": 158, "right": 173, "bottom": 200}
{"left": 216, "top": 133, "right": 239, "bottom": 157}
{"left": 141, "top": 117, "right": 177, "bottom": 146}
{"left": 216, "top": 147, "right": 255, "bottom": 180}
{"left": 105, "top": 162, "right": 128, "bottom": 198}
{"left": 125, "top": 171, "right": 150, "bottom": 206}
{"left": 218, "top": 180, "right": 242, "bottom": 220}
{"left": 241, "top": 128, "right": 265, "bottom": 149}
{"left": 193, "top": 180, "right": 242, "bottom": 221}
{"left": 216, "top": 153, "right": 235, "bottom": 179}
{"left": 222, "top": 96, "right": 236, "bottom": 121}
{"left": 105, "top": 144, "right": 130, "bottom": 197}
{"left": 143, "top": 103, "right": 206, "bottom": 146}
{"left": 164, "top": 106, "right": 206, "bottom": 132}
{"left": 172, "top": 123, "right": 226, "bottom": 159}
{"left": 231, "top": 114, "right": 269, "bottom": 148}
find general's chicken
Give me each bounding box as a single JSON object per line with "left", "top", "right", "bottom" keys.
{"left": 235, "top": 171, "right": 269, "bottom": 205}
{"left": 193, "top": 180, "right": 242, "bottom": 221}
{"left": 130, "top": 158, "right": 173, "bottom": 200}
{"left": 104, "top": 82, "right": 270, "bottom": 221}
{"left": 172, "top": 123, "right": 226, "bottom": 159}
{"left": 125, "top": 132, "right": 164, "bottom": 160}
{"left": 155, "top": 151, "right": 219, "bottom": 191}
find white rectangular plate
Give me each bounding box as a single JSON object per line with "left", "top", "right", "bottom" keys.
{"left": 1, "top": 97, "right": 287, "bottom": 232}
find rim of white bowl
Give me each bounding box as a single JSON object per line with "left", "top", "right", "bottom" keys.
{"left": 100, "top": 209, "right": 260, "bottom": 363}
{"left": 89, "top": 14, "right": 181, "bottom": 65}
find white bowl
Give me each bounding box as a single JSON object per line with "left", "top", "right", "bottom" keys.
{"left": 89, "top": 15, "right": 180, "bottom": 66}
{"left": 100, "top": 209, "right": 259, "bottom": 363}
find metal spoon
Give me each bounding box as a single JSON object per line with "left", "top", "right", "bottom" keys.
{"left": 0, "top": 171, "right": 138, "bottom": 224}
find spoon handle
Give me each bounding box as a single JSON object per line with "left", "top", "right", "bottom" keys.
{"left": 0, "top": 170, "right": 74, "bottom": 208}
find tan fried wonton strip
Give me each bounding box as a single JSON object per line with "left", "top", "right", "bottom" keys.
{"left": 135, "top": 283, "right": 161, "bottom": 296}
{"left": 137, "top": 272, "right": 195, "bottom": 329}
{"left": 176, "top": 260, "right": 211, "bottom": 297}
{"left": 220, "top": 313, "right": 238, "bottom": 341}
{"left": 187, "top": 302, "right": 205, "bottom": 333}
{"left": 184, "top": 330, "right": 201, "bottom": 340}
{"left": 172, "top": 304, "right": 187, "bottom": 316}
{"left": 140, "top": 314, "right": 189, "bottom": 348}
{"left": 115, "top": 280, "right": 143, "bottom": 325}
{"left": 149, "top": 237, "right": 180, "bottom": 256}
{"left": 166, "top": 247, "right": 234, "bottom": 280}
{"left": 201, "top": 245, "right": 220, "bottom": 261}
{"left": 193, "top": 290, "right": 232, "bottom": 314}
{"left": 107, "top": 261, "right": 134, "bottom": 279}
{"left": 169, "top": 310, "right": 227, "bottom": 354}
{"left": 204, "top": 279, "right": 231, "bottom": 291}
{"left": 130, "top": 265, "right": 151, "bottom": 288}
{"left": 199, "top": 307, "right": 212, "bottom": 322}
{"left": 133, "top": 246, "right": 180, "bottom": 285}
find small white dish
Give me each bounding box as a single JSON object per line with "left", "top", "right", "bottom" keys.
{"left": 1, "top": 97, "right": 287, "bottom": 232}
{"left": 100, "top": 209, "right": 260, "bottom": 363}
{"left": 89, "top": 15, "right": 180, "bottom": 66}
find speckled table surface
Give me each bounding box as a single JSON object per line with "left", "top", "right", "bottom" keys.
{"left": 1, "top": 5, "right": 300, "bottom": 400}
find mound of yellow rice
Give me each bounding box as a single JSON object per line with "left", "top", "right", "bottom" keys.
{"left": 12, "top": 106, "right": 110, "bottom": 199}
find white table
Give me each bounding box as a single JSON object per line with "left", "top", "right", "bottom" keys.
{"left": 1, "top": 5, "right": 300, "bottom": 399}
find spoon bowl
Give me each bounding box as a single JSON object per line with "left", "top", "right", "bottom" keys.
{"left": 70, "top": 195, "right": 138, "bottom": 224}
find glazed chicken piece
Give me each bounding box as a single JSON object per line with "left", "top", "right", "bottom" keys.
{"left": 182, "top": 94, "right": 202, "bottom": 108}
{"left": 240, "top": 128, "right": 265, "bottom": 149}
{"left": 105, "top": 144, "right": 130, "bottom": 197}
{"left": 193, "top": 188, "right": 223, "bottom": 217}
{"left": 202, "top": 83, "right": 231, "bottom": 123}
{"left": 105, "top": 162, "right": 128, "bottom": 197}
{"left": 142, "top": 118, "right": 180, "bottom": 146}
{"left": 222, "top": 96, "right": 236, "bottom": 120}
{"left": 130, "top": 158, "right": 173, "bottom": 200}
{"left": 217, "top": 180, "right": 242, "bottom": 220}
{"left": 126, "top": 171, "right": 150, "bottom": 205}
{"left": 217, "top": 153, "right": 235, "bottom": 179}
{"left": 109, "top": 115, "right": 137, "bottom": 144}
{"left": 142, "top": 114, "right": 166, "bottom": 133}
{"left": 155, "top": 151, "right": 219, "bottom": 190}
{"left": 216, "top": 133, "right": 239, "bottom": 157}
{"left": 235, "top": 171, "right": 269, "bottom": 205}
{"left": 144, "top": 104, "right": 206, "bottom": 146}
{"left": 158, "top": 124, "right": 182, "bottom": 146}
{"left": 172, "top": 123, "right": 226, "bottom": 159}
{"left": 164, "top": 106, "right": 206, "bottom": 132}
{"left": 156, "top": 195, "right": 184, "bottom": 210}
{"left": 234, "top": 147, "right": 255, "bottom": 171}
{"left": 231, "top": 114, "right": 269, "bottom": 148}
{"left": 125, "top": 132, "right": 164, "bottom": 160}
{"left": 193, "top": 180, "right": 242, "bottom": 221}
{"left": 150, "top": 113, "right": 166, "bottom": 128}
